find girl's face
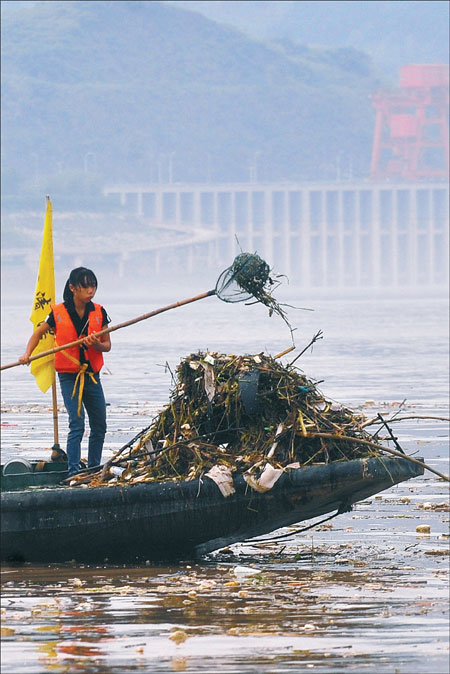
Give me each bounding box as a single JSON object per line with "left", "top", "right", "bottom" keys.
{"left": 70, "top": 283, "right": 97, "bottom": 305}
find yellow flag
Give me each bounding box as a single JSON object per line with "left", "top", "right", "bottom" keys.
{"left": 30, "top": 196, "right": 56, "bottom": 393}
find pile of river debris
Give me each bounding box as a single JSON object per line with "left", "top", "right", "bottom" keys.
{"left": 70, "top": 351, "right": 384, "bottom": 494}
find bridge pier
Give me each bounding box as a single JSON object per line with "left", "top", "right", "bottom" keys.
{"left": 103, "top": 180, "right": 449, "bottom": 289}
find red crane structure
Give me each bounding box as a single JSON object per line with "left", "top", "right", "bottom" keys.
{"left": 370, "top": 64, "right": 449, "bottom": 182}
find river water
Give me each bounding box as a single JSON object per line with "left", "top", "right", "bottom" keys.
{"left": 1, "top": 292, "right": 449, "bottom": 673}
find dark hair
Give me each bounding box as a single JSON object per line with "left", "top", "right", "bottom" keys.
{"left": 63, "top": 267, "right": 98, "bottom": 303}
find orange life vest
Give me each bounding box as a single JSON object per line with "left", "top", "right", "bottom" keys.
{"left": 52, "top": 302, "right": 104, "bottom": 373}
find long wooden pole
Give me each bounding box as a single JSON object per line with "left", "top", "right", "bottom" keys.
{"left": 1, "top": 289, "right": 216, "bottom": 372}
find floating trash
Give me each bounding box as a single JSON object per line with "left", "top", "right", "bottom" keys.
{"left": 233, "top": 566, "right": 260, "bottom": 577}
{"left": 169, "top": 629, "right": 189, "bottom": 644}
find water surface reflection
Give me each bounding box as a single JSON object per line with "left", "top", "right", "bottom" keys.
{"left": 2, "top": 474, "right": 448, "bottom": 674}
{"left": 1, "top": 297, "right": 448, "bottom": 672}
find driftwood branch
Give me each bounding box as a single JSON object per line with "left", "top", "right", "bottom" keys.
{"left": 376, "top": 413, "right": 405, "bottom": 454}
{"left": 289, "top": 330, "right": 323, "bottom": 367}
{"left": 304, "top": 431, "right": 449, "bottom": 482}
{"left": 362, "top": 415, "right": 450, "bottom": 428}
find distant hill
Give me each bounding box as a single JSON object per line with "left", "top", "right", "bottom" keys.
{"left": 168, "top": 1, "right": 449, "bottom": 75}
{"left": 1, "top": 0, "right": 385, "bottom": 211}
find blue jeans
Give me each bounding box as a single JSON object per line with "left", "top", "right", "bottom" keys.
{"left": 58, "top": 371, "right": 107, "bottom": 476}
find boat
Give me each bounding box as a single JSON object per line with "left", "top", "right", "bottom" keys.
{"left": 1, "top": 454, "right": 423, "bottom": 563}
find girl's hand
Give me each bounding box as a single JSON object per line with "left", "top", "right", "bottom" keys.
{"left": 82, "top": 332, "right": 111, "bottom": 352}
{"left": 18, "top": 353, "right": 31, "bottom": 365}
{"left": 82, "top": 332, "right": 100, "bottom": 347}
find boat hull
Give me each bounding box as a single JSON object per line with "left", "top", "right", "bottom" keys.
{"left": 1, "top": 456, "right": 423, "bottom": 563}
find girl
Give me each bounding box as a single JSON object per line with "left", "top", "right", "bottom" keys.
{"left": 19, "top": 267, "right": 111, "bottom": 477}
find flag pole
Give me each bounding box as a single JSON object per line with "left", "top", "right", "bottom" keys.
{"left": 52, "top": 377, "right": 59, "bottom": 445}
{"left": 28, "top": 195, "right": 66, "bottom": 460}
{"left": 51, "top": 372, "right": 65, "bottom": 460}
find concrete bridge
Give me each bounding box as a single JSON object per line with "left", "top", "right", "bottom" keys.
{"left": 104, "top": 179, "right": 449, "bottom": 289}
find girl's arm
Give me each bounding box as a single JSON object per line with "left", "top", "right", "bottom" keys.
{"left": 19, "top": 322, "right": 51, "bottom": 364}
